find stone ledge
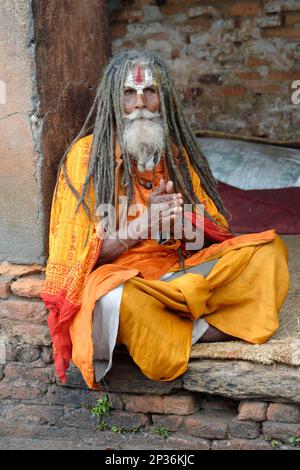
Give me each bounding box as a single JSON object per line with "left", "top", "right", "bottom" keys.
{"left": 184, "top": 360, "right": 300, "bottom": 403}
{"left": 62, "top": 355, "right": 183, "bottom": 394}
{"left": 62, "top": 354, "right": 300, "bottom": 403}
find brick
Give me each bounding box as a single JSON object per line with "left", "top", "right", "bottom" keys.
{"left": 211, "top": 18, "right": 236, "bottom": 32}
{"left": 263, "top": 421, "right": 300, "bottom": 443}
{"left": 111, "top": 22, "right": 127, "bottom": 38}
{"left": 181, "top": 87, "right": 204, "bottom": 101}
{"left": 4, "top": 363, "right": 55, "bottom": 383}
{"left": 152, "top": 414, "right": 183, "bottom": 432}
{"left": 284, "top": 12, "right": 300, "bottom": 26}
{"left": 41, "top": 346, "right": 53, "bottom": 364}
{"left": 110, "top": 8, "right": 144, "bottom": 23}
{"left": 244, "top": 82, "right": 282, "bottom": 94}
{"left": 196, "top": 74, "right": 223, "bottom": 85}
{"left": 171, "top": 48, "right": 180, "bottom": 60}
{"left": 201, "top": 396, "right": 238, "bottom": 412}
{"left": 0, "top": 421, "right": 49, "bottom": 439}
{"left": 160, "top": 5, "right": 188, "bottom": 16}
{"left": 268, "top": 70, "right": 300, "bottom": 81}
{"left": 238, "top": 401, "right": 268, "bottom": 422}
{"left": 49, "top": 387, "right": 123, "bottom": 410}
{"left": 124, "top": 394, "right": 164, "bottom": 413}
{"left": 0, "top": 299, "right": 47, "bottom": 322}
{"left": 0, "top": 382, "right": 46, "bottom": 400}
{"left": 238, "top": 71, "right": 261, "bottom": 80}
{"left": 163, "top": 394, "right": 200, "bottom": 415}
{"left": 99, "top": 392, "right": 124, "bottom": 410}
{"left": 230, "top": 2, "right": 261, "bottom": 16}
{"left": 0, "top": 262, "right": 44, "bottom": 277}
{"left": 0, "top": 420, "right": 98, "bottom": 441}
{"left": 145, "top": 32, "right": 169, "bottom": 42}
{"left": 0, "top": 279, "right": 11, "bottom": 299}
{"left": 11, "top": 324, "right": 51, "bottom": 346}
{"left": 188, "top": 6, "right": 218, "bottom": 18}
{"left": 60, "top": 406, "right": 99, "bottom": 429}
{"left": 217, "top": 86, "right": 247, "bottom": 97}
{"left": 164, "top": 434, "right": 210, "bottom": 450}
{"left": 212, "top": 438, "right": 271, "bottom": 450}
{"left": 264, "top": 1, "right": 300, "bottom": 13}
{"left": 255, "top": 15, "right": 282, "bottom": 28}
{"left": 267, "top": 403, "right": 300, "bottom": 423}
{"left": 2, "top": 404, "right": 63, "bottom": 425}
{"left": 178, "top": 17, "right": 211, "bottom": 33}
{"left": 6, "top": 342, "right": 41, "bottom": 362}
{"left": 120, "top": 40, "right": 136, "bottom": 49}
{"left": 189, "top": 31, "right": 211, "bottom": 46}
{"left": 229, "top": 418, "right": 260, "bottom": 439}
{"left": 16, "top": 344, "right": 41, "bottom": 363}
{"left": 263, "top": 27, "right": 300, "bottom": 38}
{"left": 127, "top": 22, "right": 164, "bottom": 36}
{"left": 183, "top": 411, "right": 232, "bottom": 439}
{"left": 264, "top": 1, "right": 282, "bottom": 13}
{"left": 11, "top": 277, "right": 44, "bottom": 298}
{"left": 143, "top": 5, "right": 164, "bottom": 23}
{"left": 246, "top": 57, "right": 269, "bottom": 67}
{"left": 156, "top": 0, "right": 191, "bottom": 3}
{"left": 104, "top": 410, "right": 149, "bottom": 431}
{"left": 146, "top": 40, "right": 172, "bottom": 59}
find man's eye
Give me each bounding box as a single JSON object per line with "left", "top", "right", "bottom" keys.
{"left": 125, "top": 89, "right": 135, "bottom": 96}
{"left": 144, "top": 87, "right": 156, "bottom": 94}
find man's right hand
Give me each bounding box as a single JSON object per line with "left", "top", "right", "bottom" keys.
{"left": 129, "top": 179, "right": 184, "bottom": 240}
{"left": 95, "top": 179, "right": 184, "bottom": 267}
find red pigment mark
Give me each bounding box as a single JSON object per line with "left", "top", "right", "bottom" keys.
{"left": 135, "top": 65, "right": 143, "bottom": 84}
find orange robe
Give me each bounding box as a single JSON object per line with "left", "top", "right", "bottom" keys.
{"left": 41, "top": 135, "right": 290, "bottom": 389}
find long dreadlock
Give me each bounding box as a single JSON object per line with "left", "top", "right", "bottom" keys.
{"left": 55, "top": 49, "right": 226, "bottom": 222}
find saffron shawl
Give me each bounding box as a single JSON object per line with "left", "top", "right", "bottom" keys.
{"left": 41, "top": 134, "right": 231, "bottom": 383}
{"left": 40, "top": 135, "right": 101, "bottom": 383}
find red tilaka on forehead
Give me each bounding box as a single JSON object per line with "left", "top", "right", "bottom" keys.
{"left": 124, "top": 64, "right": 156, "bottom": 94}
{"left": 135, "top": 65, "right": 143, "bottom": 84}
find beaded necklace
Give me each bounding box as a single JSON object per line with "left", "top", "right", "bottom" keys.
{"left": 132, "top": 154, "right": 169, "bottom": 205}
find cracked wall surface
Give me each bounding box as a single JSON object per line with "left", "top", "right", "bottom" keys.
{"left": 110, "top": 0, "right": 300, "bottom": 140}
{"left": 0, "top": 0, "right": 111, "bottom": 264}
{"left": 0, "top": 0, "right": 44, "bottom": 264}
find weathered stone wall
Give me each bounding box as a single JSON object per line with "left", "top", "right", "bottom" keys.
{"left": 33, "top": 0, "right": 111, "bottom": 254}
{"left": 0, "top": 264, "right": 299, "bottom": 449}
{"left": 0, "top": 0, "right": 110, "bottom": 264}
{"left": 110, "top": 0, "right": 300, "bottom": 140}
{"left": 0, "top": 0, "right": 45, "bottom": 264}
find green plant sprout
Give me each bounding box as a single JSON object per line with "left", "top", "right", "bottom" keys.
{"left": 91, "top": 394, "right": 112, "bottom": 418}
{"left": 288, "top": 435, "right": 300, "bottom": 447}
{"left": 153, "top": 426, "right": 171, "bottom": 439}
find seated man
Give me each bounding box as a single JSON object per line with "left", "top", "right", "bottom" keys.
{"left": 41, "top": 49, "right": 289, "bottom": 390}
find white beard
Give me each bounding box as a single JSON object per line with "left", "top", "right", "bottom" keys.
{"left": 123, "top": 109, "right": 166, "bottom": 172}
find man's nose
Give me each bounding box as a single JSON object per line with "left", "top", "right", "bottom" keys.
{"left": 135, "top": 93, "right": 146, "bottom": 109}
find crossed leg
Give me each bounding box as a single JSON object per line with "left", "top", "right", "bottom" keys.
{"left": 198, "top": 324, "right": 236, "bottom": 343}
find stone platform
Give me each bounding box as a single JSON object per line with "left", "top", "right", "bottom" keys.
{"left": 0, "top": 236, "right": 299, "bottom": 450}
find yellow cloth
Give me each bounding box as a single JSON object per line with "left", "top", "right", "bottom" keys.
{"left": 63, "top": 136, "right": 290, "bottom": 389}
{"left": 118, "top": 234, "right": 289, "bottom": 381}
{"left": 40, "top": 135, "right": 101, "bottom": 383}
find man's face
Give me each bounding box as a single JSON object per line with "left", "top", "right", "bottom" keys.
{"left": 123, "top": 65, "right": 160, "bottom": 115}
{"left": 122, "top": 65, "right": 165, "bottom": 172}
{"left": 124, "top": 85, "right": 160, "bottom": 115}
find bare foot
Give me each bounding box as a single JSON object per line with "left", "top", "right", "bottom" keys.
{"left": 198, "top": 325, "right": 236, "bottom": 343}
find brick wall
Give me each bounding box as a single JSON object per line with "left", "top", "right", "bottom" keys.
{"left": 0, "top": 266, "right": 299, "bottom": 449}
{"left": 110, "top": 0, "right": 300, "bottom": 140}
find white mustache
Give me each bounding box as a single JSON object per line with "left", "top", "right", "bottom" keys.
{"left": 124, "top": 109, "right": 161, "bottom": 121}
